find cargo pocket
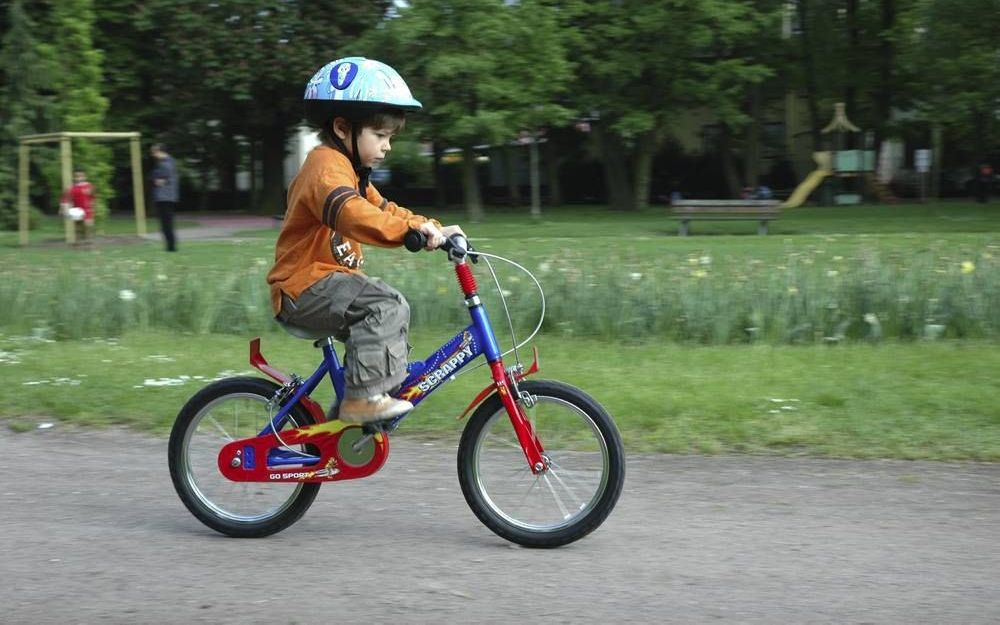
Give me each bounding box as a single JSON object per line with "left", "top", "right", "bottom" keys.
{"left": 385, "top": 340, "right": 409, "bottom": 380}
{"left": 351, "top": 344, "right": 386, "bottom": 385}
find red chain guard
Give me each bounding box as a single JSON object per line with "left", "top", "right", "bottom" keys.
{"left": 218, "top": 420, "right": 389, "bottom": 483}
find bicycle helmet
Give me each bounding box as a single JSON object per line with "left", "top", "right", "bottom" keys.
{"left": 304, "top": 57, "right": 422, "bottom": 127}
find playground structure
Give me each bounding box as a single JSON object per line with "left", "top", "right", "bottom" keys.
{"left": 18, "top": 131, "right": 147, "bottom": 246}
{"left": 782, "top": 103, "right": 888, "bottom": 208}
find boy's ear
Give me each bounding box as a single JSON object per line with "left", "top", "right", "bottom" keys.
{"left": 332, "top": 117, "right": 351, "bottom": 141}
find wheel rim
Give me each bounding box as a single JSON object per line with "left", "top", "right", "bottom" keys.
{"left": 180, "top": 393, "right": 308, "bottom": 524}
{"left": 471, "top": 396, "right": 610, "bottom": 533}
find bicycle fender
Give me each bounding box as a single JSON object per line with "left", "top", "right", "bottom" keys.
{"left": 457, "top": 346, "right": 539, "bottom": 420}
{"left": 250, "top": 337, "right": 326, "bottom": 423}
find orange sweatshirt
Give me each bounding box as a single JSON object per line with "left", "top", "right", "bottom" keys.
{"left": 267, "top": 146, "right": 435, "bottom": 314}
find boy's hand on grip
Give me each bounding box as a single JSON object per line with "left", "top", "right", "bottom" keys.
{"left": 418, "top": 221, "right": 446, "bottom": 250}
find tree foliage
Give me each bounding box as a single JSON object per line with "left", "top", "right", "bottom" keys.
{"left": 2, "top": 0, "right": 998, "bottom": 221}
{"left": 374, "top": 0, "right": 574, "bottom": 219}
{"left": 0, "top": 0, "right": 50, "bottom": 228}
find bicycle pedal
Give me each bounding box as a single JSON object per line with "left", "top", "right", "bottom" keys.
{"left": 361, "top": 419, "right": 396, "bottom": 435}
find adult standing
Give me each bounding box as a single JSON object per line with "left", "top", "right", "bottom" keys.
{"left": 150, "top": 143, "right": 179, "bottom": 251}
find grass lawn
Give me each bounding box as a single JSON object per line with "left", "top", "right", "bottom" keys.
{"left": 1, "top": 200, "right": 997, "bottom": 459}
{"left": 0, "top": 331, "right": 997, "bottom": 460}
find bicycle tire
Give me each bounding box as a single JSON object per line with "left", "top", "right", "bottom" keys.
{"left": 168, "top": 376, "right": 320, "bottom": 537}
{"left": 457, "top": 379, "right": 625, "bottom": 547}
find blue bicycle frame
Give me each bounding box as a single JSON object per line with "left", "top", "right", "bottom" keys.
{"left": 260, "top": 295, "right": 501, "bottom": 447}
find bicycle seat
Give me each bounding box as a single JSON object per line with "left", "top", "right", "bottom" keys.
{"left": 275, "top": 318, "right": 337, "bottom": 341}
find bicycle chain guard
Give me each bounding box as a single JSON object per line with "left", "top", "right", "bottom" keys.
{"left": 218, "top": 420, "right": 390, "bottom": 483}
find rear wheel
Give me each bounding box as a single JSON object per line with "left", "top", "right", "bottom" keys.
{"left": 457, "top": 380, "right": 625, "bottom": 547}
{"left": 168, "top": 377, "right": 320, "bottom": 537}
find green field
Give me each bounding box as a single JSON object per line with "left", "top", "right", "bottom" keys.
{"left": 1, "top": 201, "right": 997, "bottom": 459}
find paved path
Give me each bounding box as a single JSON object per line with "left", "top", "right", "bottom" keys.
{"left": 142, "top": 214, "right": 277, "bottom": 243}
{"left": 1, "top": 427, "right": 997, "bottom": 624}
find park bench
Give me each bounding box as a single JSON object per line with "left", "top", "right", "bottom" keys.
{"left": 670, "top": 199, "right": 783, "bottom": 236}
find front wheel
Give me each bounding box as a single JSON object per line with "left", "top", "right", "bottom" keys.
{"left": 457, "top": 379, "right": 625, "bottom": 547}
{"left": 168, "top": 376, "right": 320, "bottom": 537}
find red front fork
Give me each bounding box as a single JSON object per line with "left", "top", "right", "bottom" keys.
{"left": 456, "top": 261, "right": 545, "bottom": 474}
{"left": 489, "top": 361, "right": 546, "bottom": 473}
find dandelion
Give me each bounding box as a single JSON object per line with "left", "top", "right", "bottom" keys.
{"left": 256, "top": 258, "right": 269, "bottom": 266}
{"left": 629, "top": 272, "right": 643, "bottom": 281}
{"left": 787, "top": 286, "right": 799, "bottom": 295}
{"left": 118, "top": 289, "right": 137, "bottom": 302}
{"left": 538, "top": 262, "right": 551, "bottom": 273}
{"left": 687, "top": 257, "right": 699, "bottom": 265}
{"left": 692, "top": 270, "right": 708, "bottom": 279}
{"left": 961, "top": 260, "right": 975, "bottom": 274}
{"left": 699, "top": 255, "right": 712, "bottom": 266}
{"left": 156, "top": 274, "right": 168, "bottom": 281}
{"left": 833, "top": 255, "right": 844, "bottom": 262}
{"left": 826, "top": 270, "right": 839, "bottom": 278}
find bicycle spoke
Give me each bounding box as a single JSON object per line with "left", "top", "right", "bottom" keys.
{"left": 542, "top": 474, "right": 572, "bottom": 520}
{"left": 546, "top": 467, "right": 584, "bottom": 511}
{"left": 484, "top": 431, "right": 523, "bottom": 452}
{"left": 206, "top": 415, "right": 234, "bottom": 442}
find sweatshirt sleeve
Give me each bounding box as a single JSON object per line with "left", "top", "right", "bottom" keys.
{"left": 307, "top": 166, "right": 435, "bottom": 246}
{"left": 366, "top": 183, "right": 443, "bottom": 229}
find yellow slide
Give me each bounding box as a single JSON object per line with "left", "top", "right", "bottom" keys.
{"left": 782, "top": 152, "right": 833, "bottom": 208}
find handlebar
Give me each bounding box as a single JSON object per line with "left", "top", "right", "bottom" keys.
{"left": 404, "top": 230, "right": 476, "bottom": 263}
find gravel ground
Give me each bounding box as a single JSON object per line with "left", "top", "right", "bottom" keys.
{"left": 1, "top": 426, "right": 998, "bottom": 624}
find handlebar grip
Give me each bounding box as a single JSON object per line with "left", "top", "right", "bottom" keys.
{"left": 404, "top": 229, "right": 427, "bottom": 252}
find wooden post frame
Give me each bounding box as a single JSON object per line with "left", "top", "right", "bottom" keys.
{"left": 17, "top": 131, "right": 146, "bottom": 245}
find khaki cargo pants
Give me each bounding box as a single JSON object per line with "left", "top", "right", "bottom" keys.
{"left": 278, "top": 272, "right": 410, "bottom": 400}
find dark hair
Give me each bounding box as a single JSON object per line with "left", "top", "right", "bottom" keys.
{"left": 317, "top": 109, "right": 407, "bottom": 149}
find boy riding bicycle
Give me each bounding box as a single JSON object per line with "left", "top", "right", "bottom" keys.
{"left": 267, "top": 57, "right": 464, "bottom": 424}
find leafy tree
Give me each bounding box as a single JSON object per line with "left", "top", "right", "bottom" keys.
{"left": 374, "top": 0, "right": 573, "bottom": 221}
{"left": 565, "top": 0, "right": 774, "bottom": 208}
{"left": 37, "top": 0, "right": 113, "bottom": 223}
{"left": 897, "top": 0, "right": 1000, "bottom": 173}
{"left": 117, "top": 0, "right": 391, "bottom": 213}
{"left": 0, "top": 0, "right": 48, "bottom": 228}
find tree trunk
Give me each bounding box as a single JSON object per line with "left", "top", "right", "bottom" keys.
{"left": 633, "top": 131, "right": 656, "bottom": 210}
{"left": 462, "top": 144, "right": 483, "bottom": 223}
{"left": 931, "top": 122, "right": 942, "bottom": 199}
{"left": 432, "top": 142, "right": 448, "bottom": 209}
{"left": 219, "top": 124, "right": 238, "bottom": 211}
{"left": 797, "top": 0, "right": 823, "bottom": 151}
{"left": 874, "top": 0, "right": 896, "bottom": 153}
{"left": 744, "top": 85, "right": 762, "bottom": 188}
{"left": 720, "top": 125, "right": 742, "bottom": 198}
{"left": 505, "top": 144, "right": 522, "bottom": 206}
{"left": 594, "top": 122, "right": 634, "bottom": 210}
{"left": 544, "top": 140, "right": 564, "bottom": 206}
{"left": 528, "top": 135, "right": 541, "bottom": 218}
{"left": 260, "top": 119, "right": 288, "bottom": 214}
{"left": 844, "top": 0, "right": 860, "bottom": 148}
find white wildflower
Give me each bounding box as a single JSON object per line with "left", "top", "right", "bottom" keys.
{"left": 119, "top": 289, "right": 137, "bottom": 302}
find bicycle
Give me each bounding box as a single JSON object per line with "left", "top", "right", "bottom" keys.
{"left": 168, "top": 232, "right": 625, "bottom": 547}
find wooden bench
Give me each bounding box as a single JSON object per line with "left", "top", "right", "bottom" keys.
{"left": 670, "top": 200, "right": 783, "bottom": 236}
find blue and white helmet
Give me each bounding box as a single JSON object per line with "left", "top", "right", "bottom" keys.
{"left": 303, "top": 57, "right": 422, "bottom": 126}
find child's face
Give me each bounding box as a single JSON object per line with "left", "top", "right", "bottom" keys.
{"left": 351, "top": 126, "right": 395, "bottom": 169}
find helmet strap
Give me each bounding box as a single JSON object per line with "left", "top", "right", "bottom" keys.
{"left": 350, "top": 124, "right": 371, "bottom": 193}
{"left": 329, "top": 117, "right": 370, "bottom": 193}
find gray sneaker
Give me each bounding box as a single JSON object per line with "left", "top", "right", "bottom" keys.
{"left": 339, "top": 394, "right": 413, "bottom": 424}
